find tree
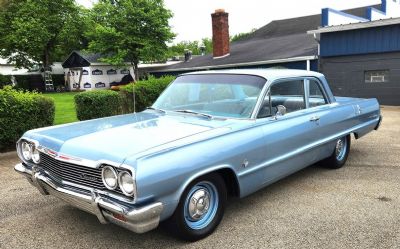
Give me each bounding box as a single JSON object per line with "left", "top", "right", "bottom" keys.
{"left": 87, "top": 0, "right": 175, "bottom": 80}
{"left": 167, "top": 40, "right": 200, "bottom": 58}
{"left": 0, "top": 0, "right": 9, "bottom": 8}
{"left": 230, "top": 29, "right": 257, "bottom": 43}
{"left": 0, "top": 0, "right": 89, "bottom": 69}
{"left": 201, "top": 37, "right": 213, "bottom": 54}
{"left": 166, "top": 38, "right": 213, "bottom": 58}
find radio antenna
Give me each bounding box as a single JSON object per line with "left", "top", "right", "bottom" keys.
{"left": 132, "top": 78, "right": 138, "bottom": 123}
{"left": 133, "top": 81, "right": 136, "bottom": 113}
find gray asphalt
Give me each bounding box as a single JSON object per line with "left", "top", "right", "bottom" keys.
{"left": 0, "top": 106, "right": 399, "bottom": 249}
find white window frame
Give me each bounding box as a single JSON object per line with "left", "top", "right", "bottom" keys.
{"left": 365, "top": 70, "right": 389, "bottom": 83}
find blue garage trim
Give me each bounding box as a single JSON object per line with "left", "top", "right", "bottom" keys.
{"left": 382, "top": 0, "right": 387, "bottom": 12}
{"left": 320, "top": 24, "right": 400, "bottom": 57}
{"left": 321, "top": 8, "right": 369, "bottom": 27}
{"left": 322, "top": 8, "right": 329, "bottom": 27}
{"left": 366, "top": 6, "right": 386, "bottom": 20}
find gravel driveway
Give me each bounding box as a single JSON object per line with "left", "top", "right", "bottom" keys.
{"left": 0, "top": 106, "right": 399, "bottom": 249}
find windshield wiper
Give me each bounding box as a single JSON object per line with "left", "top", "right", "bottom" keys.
{"left": 173, "top": 109, "right": 213, "bottom": 119}
{"left": 146, "top": 107, "right": 166, "bottom": 114}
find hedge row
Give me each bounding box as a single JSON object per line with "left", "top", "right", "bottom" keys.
{"left": 74, "top": 90, "right": 123, "bottom": 121}
{"left": 0, "top": 86, "right": 55, "bottom": 152}
{"left": 0, "top": 75, "right": 175, "bottom": 150}
{"left": 120, "top": 75, "right": 175, "bottom": 113}
{"left": 74, "top": 76, "right": 175, "bottom": 121}
{"left": 0, "top": 74, "right": 66, "bottom": 92}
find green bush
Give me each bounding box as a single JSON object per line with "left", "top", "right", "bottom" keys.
{"left": 0, "top": 86, "right": 55, "bottom": 152}
{"left": 52, "top": 74, "right": 65, "bottom": 87}
{"left": 74, "top": 90, "right": 122, "bottom": 121}
{"left": 14, "top": 75, "right": 33, "bottom": 90}
{"left": 120, "top": 75, "right": 175, "bottom": 112}
{"left": 0, "top": 74, "right": 11, "bottom": 89}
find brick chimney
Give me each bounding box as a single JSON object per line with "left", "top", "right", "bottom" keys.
{"left": 211, "top": 9, "right": 230, "bottom": 58}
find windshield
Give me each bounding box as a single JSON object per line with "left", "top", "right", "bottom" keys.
{"left": 152, "top": 74, "right": 266, "bottom": 118}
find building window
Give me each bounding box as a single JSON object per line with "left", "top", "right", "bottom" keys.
{"left": 365, "top": 70, "right": 389, "bottom": 83}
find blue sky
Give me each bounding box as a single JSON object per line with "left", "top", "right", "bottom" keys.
{"left": 76, "top": 0, "right": 381, "bottom": 42}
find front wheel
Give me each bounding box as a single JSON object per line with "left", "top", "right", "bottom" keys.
{"left": 167, "top": 173, "right": 227, "bottom": 241}
{"left": 321, "top": 135, "right": 351, "bottom": 169}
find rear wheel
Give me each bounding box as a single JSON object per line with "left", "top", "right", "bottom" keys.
{"left": 321, "top": 135, "right": 351, "bottom": 169}
{"left": 168, "top": 173, "right": 227, "bottom": 241}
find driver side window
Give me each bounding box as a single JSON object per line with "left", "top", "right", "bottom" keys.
{"left": 257, "top": 79, "right": 306, "bottom": 118}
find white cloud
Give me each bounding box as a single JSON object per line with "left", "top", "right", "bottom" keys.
{"left": 165, "top": 0, "right": 380, "bottom": 42}
{"left": 76, "top": 0, "right": 94, "bottom": 8}
{"left": 76, "top": 0, "right": 381, "bottom": 42}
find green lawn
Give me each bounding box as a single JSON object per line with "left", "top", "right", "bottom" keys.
{"left": 45, "top": 92, "right": 78, "bottom": 125}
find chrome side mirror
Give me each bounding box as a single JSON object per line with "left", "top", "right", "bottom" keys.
{"left": 276, "top": 105, "right": 286, "bottom": 117}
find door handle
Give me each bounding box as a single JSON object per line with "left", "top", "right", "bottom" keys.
{"left": 310, "top": 116, "right": 320, "bottom": 122}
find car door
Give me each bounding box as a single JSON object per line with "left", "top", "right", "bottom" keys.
{"left": 303, "top": 77, "right": 358, "bottom": 161}
{"left": 252, "top": 77, "right": 321, "bottom": 187}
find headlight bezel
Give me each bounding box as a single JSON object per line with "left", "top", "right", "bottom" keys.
{"left": 21, "top": 141, "right": 33, "bottom": 161}
{"left": 101, "top": 166, "right": 119, "bottom": 190}
{"left": 18, "top": 139, "right": 41, "bottom": 164}
{"left": 118, "top": 171, "right": 136, "bottom": 197}
{"left": 31, "top": 146, "right": 41, "bottom": 164}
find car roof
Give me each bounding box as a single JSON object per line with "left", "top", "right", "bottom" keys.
{"left": 181, "top": 69, "right": 324, "bottom": 81}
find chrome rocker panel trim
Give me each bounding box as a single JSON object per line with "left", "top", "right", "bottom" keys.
{"left": 14, "top": 163, "right": 163, "bottom": 234}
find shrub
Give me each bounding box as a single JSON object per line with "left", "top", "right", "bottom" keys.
{"left": 120, "top": 75, "right": 175, "bottom": 112}
{"left": 0, "top": 74, "right": 11, "bottom": 89}
{"left": 14, "top": 75, "right": 34, "bottom": 90}
{"left": 51, "top": 74, "right": 66, "bottom": 88}
{"left": 0, "top": 86, "right": 55, "bottom": 152}
{"left": 74, "top": 90, "right": 122, "bottom": 121}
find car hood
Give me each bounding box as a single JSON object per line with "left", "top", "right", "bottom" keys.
{"left": 23, "top": 111, "right": 237, "bottom": 165}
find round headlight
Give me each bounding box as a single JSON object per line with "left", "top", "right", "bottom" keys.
{"left": 118, "top": 171, "right": 135, "bottom": 196}
{"left": 32, "top": 146, "right": 40, "bottom": 164}
{"left": 21, "top": 141, "right": 32, "bottom": 161}
{"left": 102, "top": 166, "right": 118, "bottom": 190}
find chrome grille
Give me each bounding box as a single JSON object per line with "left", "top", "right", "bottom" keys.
{"left": 39, "top": 153, "right": 123, "bottom": 194}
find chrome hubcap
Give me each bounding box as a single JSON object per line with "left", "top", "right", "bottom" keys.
{"left": 188, "top": 188, "right": 210, "bottom": 221}
{"left": 184, "top": 181, "right": 219, "bottom": 230}
{"left": 335, "top": 137, "right": 346, "bottom": 161}
{"left": 335, "top": 140, "right": 343, "bottom": 157}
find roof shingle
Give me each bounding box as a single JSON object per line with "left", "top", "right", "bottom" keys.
{"left": 161, "top": 4, "right": 380, "bottom": 72}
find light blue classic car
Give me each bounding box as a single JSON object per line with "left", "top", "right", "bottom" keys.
{"left": 15, "top": 69, "right": 381, "bottom": 241}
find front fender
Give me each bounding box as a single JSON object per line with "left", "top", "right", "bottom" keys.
{"left": 132, "top": 156, "right": 238, "bottom": 221}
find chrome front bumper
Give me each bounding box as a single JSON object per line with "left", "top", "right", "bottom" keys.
{"left": 14, "top": 163, "right": 163, "bottom": 234}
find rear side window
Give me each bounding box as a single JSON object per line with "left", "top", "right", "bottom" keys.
{"left": 257, "top": 79, "right": 305, "bottom": 118}
{"left": 270, "top": 80, "right": 305, "bottom": 113}
{"left": 308, "top": 80, "right": 328, "bottom": 107}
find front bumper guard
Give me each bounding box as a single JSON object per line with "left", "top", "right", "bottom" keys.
{"left": 14, "top": 163, "right": 163, "bottom": 234}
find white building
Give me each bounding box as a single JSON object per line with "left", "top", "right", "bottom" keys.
{"left": 0, "top": 58, "right": 64, "bottom": 76}
{"left": 62, "top": 51, "right": 134, "bottom": 91}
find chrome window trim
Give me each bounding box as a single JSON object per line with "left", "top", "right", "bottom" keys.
{"left": 304, "top": 79, "right": 310, "bottom": 109}
{"left": 254, "top": 77, "right": 307, "bottom": 119}
{"left": 253, "top": 76, "right": 333, "bottom": 119}
{"left": 250, "top": 78, "right": 270, "bottom": 119}
{"left": 152, "top": 73, "right": 268, "bottom": 121}
{"left": 304, "top": 77, "right": 331, "bottom": 107}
